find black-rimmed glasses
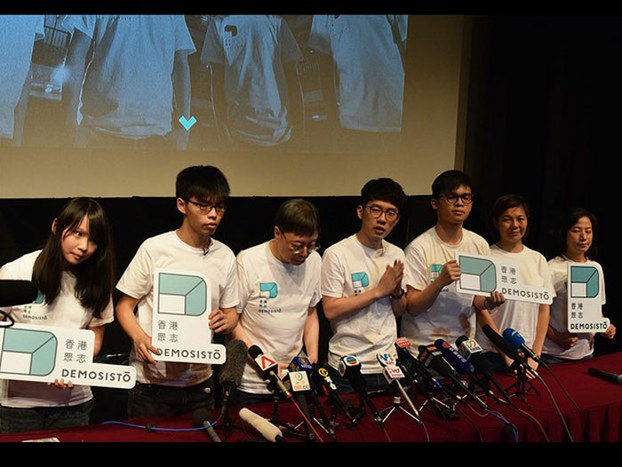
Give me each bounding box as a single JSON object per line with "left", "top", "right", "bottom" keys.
{"left": 185, "top": 199, "right": 227, "bottom": 215}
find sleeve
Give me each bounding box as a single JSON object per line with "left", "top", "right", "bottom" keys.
{"left": 404, "top": 241, "right": 429, "bottom": 291}
{"left": 219, "top": 251, "right": 240, "bottom": 310}
{"left": 308, "top": 253, "right": 322, "bottom": 307}
{"left": 172, "top": 15, "right": 197, "bottom": 54}
{"left": 538, "top": 253, "right": 556, "bottom": 299}
{"left": 235, "top": 252, "right": 250, "bottom": 314}
{"left": 321, "top": 248, "right": 345, "bottom": 298}
{"left": 61, "top": 14, "right": 96, "bottom": 38}
{"left": 307, "top": 15, "right": 331, "bottom": 54}
{"left": 115, "top": 242, "right": 154, "bottom": 301}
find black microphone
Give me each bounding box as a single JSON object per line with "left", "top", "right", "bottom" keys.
{"left": 502, "top": 328, "right": 549, "bottom": 368}
{"left": 313, "top": 364, "right": 357, "bottom": 425}
{"left": 239, "top": 407, "right": 285, "bottom": 442}
{"left": 338, "top": 355, "right": 383, "bottom": 427}
{"left": 456, "top": 335, "right": 514, "bottom": 405}
{"left": 0, "top": 280, "right": 38, "bottom": 308}
{"left": 481, "top": 324, "right": 539, "bottom": 378}
{"left": 218, "top": 339, "right": 248, "bottom": 419}
{"left": 434, "top": 339, "right": 475, "bottom": 375}
{"left": 248, "top": 344, "right": 292, "bottom": 398}
{"left": 192, "top": 407, "right": 222, "bottom": 442}
{"left": 394, "top": 338, "right": 443, "bottom": 390}
{"left": 588, "top": 368, "right": 622, "bottom": 385}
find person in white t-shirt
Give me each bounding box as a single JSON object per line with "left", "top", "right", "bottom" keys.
{"left": 231, "top": 198, "right": 321, "bottom": 404}
{"left": 0, "top": 198, "right": 116, "bottom": 433}
{"left": 402, "top": 170, "right": 504, "bottom": 359}
{"left": 115, "top": 165, "right": 239, "bottom": 419}
{"left": 307, "top": 15, "right": 407, "bottom": 154}
{"left": 201, "top": 15, "right": 303, "bottom": 149}
{"left": 0, "top": 15, "right": 44, "bottom": 146}
{"left": 321, "top": 178, "right": 407, "bottom": 393}
{"left": 475, "top": 194, "right": 555, "bottom": 375}
{"left": 61, "top": 15, "right": 196, "bottom": 150}
{"left": 541, "top": 208, "right": 616, "bottom": 364}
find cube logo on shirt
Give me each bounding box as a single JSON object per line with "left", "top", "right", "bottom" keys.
{"left": 259, "top": 282, "right": 280, "bottom": 313}
{"left": 351, "top": 272, "right": 369, "bottom": 296}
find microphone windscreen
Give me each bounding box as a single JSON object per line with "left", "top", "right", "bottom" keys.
{"left": 239, "top": 407, "right": 283, "bottom": 442}
{"left": 192, "top": 407, "right": 213, "bottom": 428}
{"left": 482, "top": 324, "right": 521, "bottom": 360}
{"left": 455, "top": 335, "right": 469, "bottom": 347}
{"left": 0, "top": 280, "right": 38, "bottom": 307}
{"left": 502, "top": 328, "right": 525, "bottom": 348}
{"left": 248, "top": 344, "right": 263, "bottom": 359}
{"left": 219, "top": 339, "right": 248, "bottom": 387}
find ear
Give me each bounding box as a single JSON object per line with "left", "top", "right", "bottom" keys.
{"left": 176, "top": 197, "right": 187, "bottom": 215}
{"left": 356, "top": 205, "right": 364, "bottom": 220}
{"left": 273, "top": 226, "right": 282, "bottom": 239}
{"left": 51, "top": 218, "right": 58, "bottom": 234}
{"left": 430, "top": 198, "right": 439, "bottom": 211}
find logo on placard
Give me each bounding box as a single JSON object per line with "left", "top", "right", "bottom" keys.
{"left": 157, "top": 273, "right": 207, "bottom": 316}
{"left": 570, "top": 265, "right": 599, "bottom": 299}
{"left": 458, "top": 256, "right": 497, "bottom": 293}
{"left": 0, "top": 328, "right": 57, "bottom": 376}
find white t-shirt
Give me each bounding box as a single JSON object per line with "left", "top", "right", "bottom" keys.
{"left": 201, "top": 15, "right": 303, "bottom": 146}
{"left": 542, "top": 256, "right": 606, "bottom": 360}
{"left": 116, "top": 231, "right": 239, "bottom": 386}
{"left": 402, "top": 227, "right": 490, "bottom": 351}
{"left": 0, "top": 15, "right": 44, "bottom": 139}
{"left": 474, "top": 244, "right": 555, "bottom": 353}
{"left": 321, "top": 235, "right": 405, "bottom": 374}
{"left": 236, "top": 241, "right": 321, "bottom": 394}
{"left": 307, "top": 14, "right": 407, "bottom": 132}
{"left": 61, "top": 15, "right": 196, "bottom": 138}
{"left": 0, "top": 250, "right": 114, "bottom": 408}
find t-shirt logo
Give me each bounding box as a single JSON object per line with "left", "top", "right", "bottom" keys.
{"left": 259, "top": 282, "right": 278, "bottom": 311}
{"left": 351, "top": 272, "right": 369, "bottom": 296}
{"left": 430, "top": 264, "right": 442, "bottom": 282}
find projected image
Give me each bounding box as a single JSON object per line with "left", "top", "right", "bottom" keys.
{"left": 0, "top": 14, "right": 408, "bottom": 155}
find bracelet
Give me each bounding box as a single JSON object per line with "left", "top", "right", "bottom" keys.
{"left": 390, "top": 289, "right": 405, "bottom": 299}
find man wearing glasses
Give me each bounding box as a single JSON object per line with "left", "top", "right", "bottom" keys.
{"left": 401, "top": 169, "right": 501, "bottom": 355}
{"left": 231, "top": 198, "right": 322, "bottom": 404}
{"left": 115, "top": 165, "right": 239, "bottom": 419}
{"left": 321, "top": 178, "right": 407, "bottom": 393}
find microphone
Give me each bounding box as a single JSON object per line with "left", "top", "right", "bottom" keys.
{"left": 502, "top": 328, "right": 549, "bottom": 368}
{"left": 313, "top": 364, "right": 358, "bottom": 425}
{"left": 192, "top": 407, "right": 222, "bottom": 442}
{"left": 456, "top": 335, "right": 514, "bottom": 405}
{"left": 434, "top": 339, "right": 475, "bottom": 375}
{"left": 338, "top": 355, "right": 383, "bottom": 427}
{"left": 239, "top": 407, "right": 285, "bottom": 442}
{"left": 248, "top": 345, "right": 292, "bottom": 398}
{"left": 0, "top": 280, "right": 38, "bottom": 308}
{"left": 376, "top": 353, "right": 422, "bottom": 423}
{"left": 481, "top": 324, "right": 539, "bottom": 378}
{"left": 588, "top": 368, "right": 622, "bottom": 385}
{"left": 218, "top": 339, "right": 248, "bottom": 419}
{"left": 394, "top": 337, "right": 442, "bottom": 390}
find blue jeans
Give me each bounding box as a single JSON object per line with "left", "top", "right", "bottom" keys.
{"left": 0, "top": 398, "right": 94, "bottom": 434}
{"left": 127, "top": 378, "right": 215, "bottom": 419}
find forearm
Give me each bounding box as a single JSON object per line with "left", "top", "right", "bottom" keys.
{"left": 322, "top": 289, "right": 383, "bottom": 321}
{"left": 303, "top": 309, "right": 319, "bottom": 363}
{"left": 405, "top": 281, "right": 444, "bottom": 317}
{"left": 533, "top": 305, "right": 550, "bottom": 356}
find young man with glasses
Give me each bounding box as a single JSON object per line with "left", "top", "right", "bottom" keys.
{"left": 401, "top": 169, "right": 502, "bottom": 354}
{"left": 321, "top": 178, "right": 407, "bottom": 393}
{"left": 230, "top": 198, "right": 321, "bottom": 404}
{"left": 115, "top": 165, "right": 239, "bottom": 419}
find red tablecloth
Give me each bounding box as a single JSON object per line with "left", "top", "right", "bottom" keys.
{"left": 1, "top": 351, "right": 622, "bottom": 445}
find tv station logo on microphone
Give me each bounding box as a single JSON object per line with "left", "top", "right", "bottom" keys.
{"left": 152, "top": 269, "right": 226, "bottom": 365}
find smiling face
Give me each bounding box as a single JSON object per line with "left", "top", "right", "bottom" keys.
{"left": 57, "top": 214, "right": 98, "bottom": 268}
{"left": 495, "top": 206, "right": 528, "bottom": 249}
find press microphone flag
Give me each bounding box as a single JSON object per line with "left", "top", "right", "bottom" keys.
{"left": 248, "top": 344, "right": 291, "bottom": 398}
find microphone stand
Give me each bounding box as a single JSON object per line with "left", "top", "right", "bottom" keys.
{"left": 269, "top": 393, "right": 309, "bottom": 441}
{"left": 505, "top": 362, "right": 540, "bottom": 404}
{"left": 379, "top": 384, "right": 422, "bottom": 425}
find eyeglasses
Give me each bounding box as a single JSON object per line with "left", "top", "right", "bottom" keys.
{"left": 365, "top": 205, "right": 399, "bottom": 222}
{"left": 440, "top": 193, "right": 473, "bottom": 205}
{"left": 185, "top": 199, "right": 227, "bottom": 215}
{"left": 282, "top": 233, "right": 320, "bottom": 255}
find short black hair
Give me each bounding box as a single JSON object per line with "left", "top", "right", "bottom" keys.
{"left": 360, "top": 178, "right": 406, "bottom": 212}
{"left": 431, "top": 170, "right": 473, "bottom": 199}
{"left": 275, "top": 198, "right": 320, "bottom": 237}
{"left": 176, "top": 165, "right": 230, "bottom": 203}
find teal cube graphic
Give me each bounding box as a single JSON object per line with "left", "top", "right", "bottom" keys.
{"left": 260, "top": 282, "right": 278, "bottom": 299}
{"left": 459, "top": 256, "right": 497, "bottom": 293}
{"left": 570, "top": 265, "right": 599, "bottom": 298}
{"left": 351, "top": 272, "right": 369, "bottom": 288}
{"left": 0, "top": 328, "right": 56, "bottom": 376}
{"left": 158, "top": 273, "right": 207, "bottom": 316}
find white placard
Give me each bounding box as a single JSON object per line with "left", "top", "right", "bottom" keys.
{"left": 567, "top": 262, "right": 609, "bottom": 333}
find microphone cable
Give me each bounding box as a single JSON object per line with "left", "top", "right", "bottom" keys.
{"left": 542, "top": 365, "right": 581, "bottom": 414}
{"left": 102, "top": 419, "right": 216, "bottom": 432}
{"left": 533, "top": 372, "right": 574, "bottom": 442}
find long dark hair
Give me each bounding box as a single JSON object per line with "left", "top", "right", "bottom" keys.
{"left": 32, "top": 198, "right": 115, "bottom": 318}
